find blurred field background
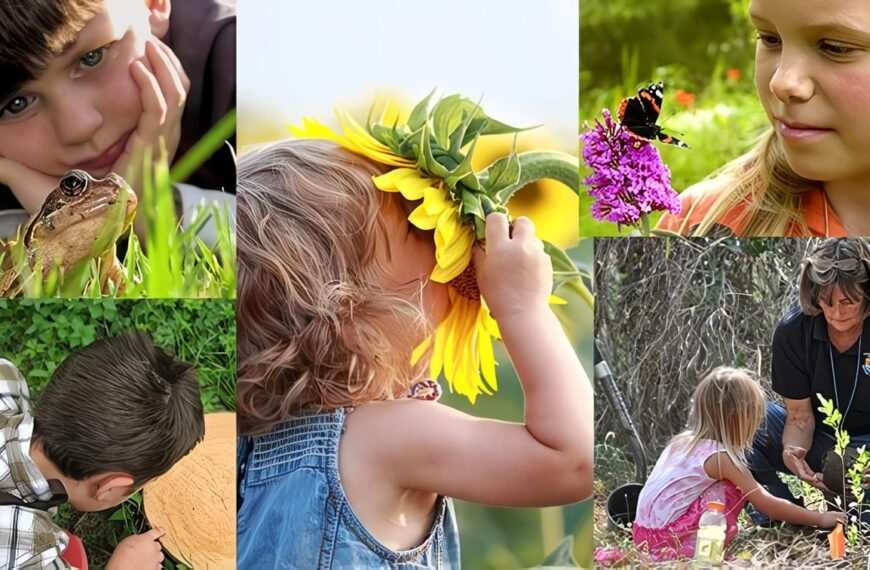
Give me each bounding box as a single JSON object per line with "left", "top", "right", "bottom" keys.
{"left": 0, "top": 299, "right": 235, "bottom": 568}
{"left": 593, "top": 238, "right": 852, "bottom": 566}
{"left": 579, "top": 0, "right": 771, "bottom": 236}
{"left": 239, "top": 1, "right": 592, "bottom": 566}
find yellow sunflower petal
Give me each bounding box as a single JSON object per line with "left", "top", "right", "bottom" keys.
{"left": 373, "top": 168, "right": 434, "bottom": 201}
{"left": 411, "top": 335, "right": 431, "bottom": 366}
{"left": 478, "top": 312, "right": 498, "bottom": 391}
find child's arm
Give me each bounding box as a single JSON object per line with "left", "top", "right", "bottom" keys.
{"left": 705, "top": 451, "right": 844, "bottom": 528}
{"left": 346, "top": 213, "right": 591, "bottom": 507}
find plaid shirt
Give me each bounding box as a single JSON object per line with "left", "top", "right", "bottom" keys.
{"left": 0, "top": 360, "right": 69, "bottom": 569}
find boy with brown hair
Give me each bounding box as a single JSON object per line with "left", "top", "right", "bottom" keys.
{"left": 0, "top": 0, "right": 235, "bottom": 241}
{"left": 0, "top": 331, "right": 205, "bottom": 568}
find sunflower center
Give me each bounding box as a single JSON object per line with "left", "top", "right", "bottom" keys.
{"left": 449, "top": 262, "right": 480, "bottom": 302}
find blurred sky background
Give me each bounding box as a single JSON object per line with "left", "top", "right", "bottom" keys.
{"left": 238, "top": 0, "right": 577, "bottom": 148}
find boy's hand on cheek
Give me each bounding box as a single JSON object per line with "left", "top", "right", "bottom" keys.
{"left": 473, "top": 213, "right": 552, "bottom": 320}
{"left": 113, "top": 38, "right": 189, "bottom": 200}
{"left": 105, "top": 527, "right": 165, "bottom": 570}
{"left": 0, "top": 158, "right": 58, "bottom": 214}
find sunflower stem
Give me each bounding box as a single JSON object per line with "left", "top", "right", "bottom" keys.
{"left": 495, "top": 151, "right": 579, "bottom": 205}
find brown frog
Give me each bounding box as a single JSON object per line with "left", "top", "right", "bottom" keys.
{"left": 0, "top": 170, "right": 138, "bottom": 297}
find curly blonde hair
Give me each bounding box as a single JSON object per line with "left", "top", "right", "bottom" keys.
{"left": 237, "top": 139, "right": 430, "bottom": 435}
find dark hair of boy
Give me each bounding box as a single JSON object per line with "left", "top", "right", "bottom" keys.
{"left": 32, "top": 330, "right": 205, "bottom": 487}
{"left": 0, "top": 0, "right": 103, "bottom": 102}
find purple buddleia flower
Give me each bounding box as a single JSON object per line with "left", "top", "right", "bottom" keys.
{"left": 581, "top": 109, "right": 681, "bottom": 228}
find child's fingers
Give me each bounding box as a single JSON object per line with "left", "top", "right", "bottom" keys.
{"left": 153, "top": 38, "right": 191, "bottom": 92}
{"left": 510, "top": 216, "right": 536, "bottom": 240}
{"left": 131, "top": 60, "right": 167, "bottom": 130}
{"left": 145, "top": 39, "right": 187, "bottom": 114}
{"left": 484, "top": 212, "right": 510, "bottom": 245}
{"left": 144, "top": 527, "right": 166, "bottom": 541}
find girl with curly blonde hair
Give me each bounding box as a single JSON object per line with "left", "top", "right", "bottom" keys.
{"left": 235, "top": 139, "right": 592, "bottom": 568}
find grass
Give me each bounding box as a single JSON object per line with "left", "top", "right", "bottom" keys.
{"left": 0, "top": 299, "right": 235, "bottom": 569}
{"left": 6, "top": 111, "right": 236, "bottom": 299}
{"left": 594, "top": 440, "right": 869, "bottom": 567}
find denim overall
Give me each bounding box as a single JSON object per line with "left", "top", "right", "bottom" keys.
{"left": 237, "top": 408, "right": 461, "bottom": 569}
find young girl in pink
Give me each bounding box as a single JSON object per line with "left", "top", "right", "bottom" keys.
{"left": 633, "top": 367, "right": 844, "bottom": 560}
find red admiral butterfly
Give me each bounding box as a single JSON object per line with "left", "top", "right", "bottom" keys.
{"left": 618, "top": 82, "right": 688, "bottom": 149}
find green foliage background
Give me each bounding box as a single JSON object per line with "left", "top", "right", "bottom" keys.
{"left": 0, "top": 299, "right": 235, "bottom": 568}
{"left": 440, "top": 241, "right": 594, "bottom": 569}
{"left": 580, "top": 0, "right": 771, "bottom": 236}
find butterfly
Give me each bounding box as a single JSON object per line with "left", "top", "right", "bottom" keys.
{"left": 617, "top": 82, "right": 688, "bottom": 148}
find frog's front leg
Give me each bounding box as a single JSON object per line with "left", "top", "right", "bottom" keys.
{"left": 0, "top": 242, "right": 19, "bottom": 298}
{"left": 98, "top": 246, "right": 126, "bottom": 294}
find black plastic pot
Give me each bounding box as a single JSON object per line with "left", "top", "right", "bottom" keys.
{"left": 605, "top": 482, "right": 644, "bottom": 532}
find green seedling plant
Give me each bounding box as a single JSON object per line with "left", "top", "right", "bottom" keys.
{"left": 818, "top": 394, "right": 870, "bottom": 550}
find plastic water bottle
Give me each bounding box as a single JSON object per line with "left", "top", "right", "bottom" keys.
{"left": 695, "top": 501, "right": 726, "bottom": 567}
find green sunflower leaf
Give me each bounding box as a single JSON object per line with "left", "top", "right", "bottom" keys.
{"left": 408, "top": 89, "right": 436, "bottom": 131}
{"left": 432, "top": 95, "right": 465, "bottom": 150}
{"left": 480, "top": 135, "right": 521, "bottom": 196}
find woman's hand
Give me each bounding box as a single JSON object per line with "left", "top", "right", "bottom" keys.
{"left": 782, "top": 445, "right": 828, "bottom": 490}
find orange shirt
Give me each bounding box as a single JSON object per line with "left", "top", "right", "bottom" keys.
{"left": 656, "top": 184, "right": 845, "bottom": 237}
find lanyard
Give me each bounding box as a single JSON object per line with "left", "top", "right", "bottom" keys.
{"left": 828, "top": 332, "right": 862, "bottom": 424}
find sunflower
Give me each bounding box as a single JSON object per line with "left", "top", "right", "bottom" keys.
{"left": 412, "top": 263, "right": 500, "bottom": 403}
{"left": 373, "top": 168, "right": 474, "bottom": 283}
{"left": 290, "top": 94, "right": 581, "bottom": 404}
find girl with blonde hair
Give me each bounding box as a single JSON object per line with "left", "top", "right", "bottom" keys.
{"left": 633, "top": 367, "right": 844, "bottom": 560}
{"left": 235, "top": 139, "right": 592, "bottom": 568}
{"left": 657, "top": 0, "right": 870, "bottom": 237}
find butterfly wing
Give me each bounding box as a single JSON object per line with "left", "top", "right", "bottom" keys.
{"left": 618, "top": 82, "right": 688, "bottom": 148}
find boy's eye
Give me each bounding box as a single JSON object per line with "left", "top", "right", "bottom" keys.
{"left": 79, "top": 46, "right": 107, "bottom": 68}
{"left": 756, "top": 32, "right": 781, "bottom": 48}
{"left": 0, "top": 94, "right": 35, "bottom": 119}
{"left": 819, "top": 41, "right": 857, "bottom": 57}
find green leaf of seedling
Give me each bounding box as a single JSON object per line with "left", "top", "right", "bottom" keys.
{"left": 479, "top": 135, "right": 521, "bottom": 196}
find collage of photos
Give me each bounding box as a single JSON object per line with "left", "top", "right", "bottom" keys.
{"left": 3, "top": 0, "right": 870, "bottom": 568}
{"left": 584, "top": 0, "right": 870, "bottom": 568}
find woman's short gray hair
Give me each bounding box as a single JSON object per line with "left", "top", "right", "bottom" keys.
{"left": 798, "top": 239, "right": 870, "bottom": 316}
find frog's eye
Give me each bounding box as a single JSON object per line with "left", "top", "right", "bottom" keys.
{"left": 59, "top": 171, "right": 89, "bottom": 197}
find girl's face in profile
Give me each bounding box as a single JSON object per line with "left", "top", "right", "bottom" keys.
{"left": 379, "top": 195, "right": 450, "bottom": 326}
{"left": 752, "top": 0, "right": 870, "bottom": 184}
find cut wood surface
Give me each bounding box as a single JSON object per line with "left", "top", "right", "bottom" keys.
{"left": 144, "top": 412, "right": 236, "bottom": 569}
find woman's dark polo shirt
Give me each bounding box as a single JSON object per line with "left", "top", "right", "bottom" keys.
{"left": 772, "top": 306, "right": 870, "bottom": 437}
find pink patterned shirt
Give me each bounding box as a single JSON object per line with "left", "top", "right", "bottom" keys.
{"left": 635, "top": 438, "right": 726, "bottom": 528}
